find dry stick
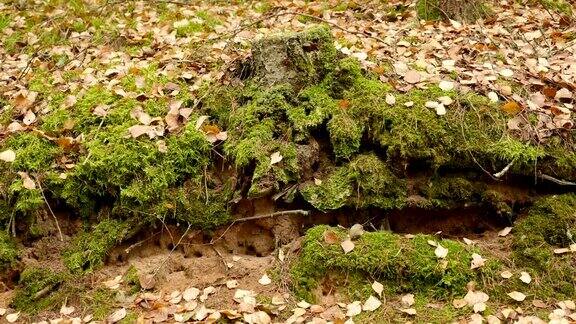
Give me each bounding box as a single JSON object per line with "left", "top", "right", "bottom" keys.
{"left": 493, "top": 160, "right": 515, "bottom": 178}
{"left": 539, "top": 173, "right": 576, "bottom": 186}
{"left": 151, "top": 223, "right": 191, "bottom": 278}
{"left": 233, "top": 209, "right": 310, "bottom": 222}
{"left": 35, "top": 178, "right": 64, "bottom": 241}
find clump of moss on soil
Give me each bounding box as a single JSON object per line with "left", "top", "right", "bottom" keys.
{"left": 0, "top": 232, "right": 19, "bottom": 271}
{"left": 63, "top": 219, "right": 131, "bottom": 273}
{"left": 11, "top": 267, "right": 69, "bottom": 314}
{"left": 509, "top": 194, "right": 576, "bottom": 298}
{"left": 291, "top": 225, "right": 499, "bottom": 302}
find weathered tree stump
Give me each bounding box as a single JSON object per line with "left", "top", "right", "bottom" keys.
{"left": 250, "top": 26, "right": 337, "bottom": 90}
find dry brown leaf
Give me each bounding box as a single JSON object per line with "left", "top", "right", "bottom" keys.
{"left": 453, "top": 298, "right": 467, "bottom": 309}
{"left": 404, "top": 70, "right": 421, "bottom": 84}
{"left": 372, "top": 281, "right": 384, "bottom": 297}
{"left": 435, "top": 244, "right": 448, "bottom": 259}
{"left": 323, "top": 230, "right": 339, "bottom": 244}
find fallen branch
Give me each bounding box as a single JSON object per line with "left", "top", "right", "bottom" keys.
{"left": 493, "top": 160, "right": 515, "bottom": 178}
{"left": 234, "top": 209, "right": 310, "bottom": 222}
{"left": 539, "top": 173, "right": 576, "bottom": 186}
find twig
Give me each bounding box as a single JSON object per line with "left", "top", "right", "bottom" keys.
{"left": 539, "top": 173, "right": 576, "bottom": 186}
{"left": 493, "top": 160, "right": 515, "bottom": 178}
{"left": 152, "top": 223, "right": 191, "bottom": 278}
{"left": 233, "top": 209, "right": 310, "bottom": 222}
{"left": 36, "top": 178, "right": 64, "bottom": 241}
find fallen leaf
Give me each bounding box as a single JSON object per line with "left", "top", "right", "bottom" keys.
{"left": 470, "top": 253, "right": 486, "bottom": 269}
{"left": 501, "top": 101, "right": 522, "bottom": 115}
{"left": 226, "top": 280, "right": 238, "bottom": 289}
{"left": 23, "top": 110, "right": 36, "bottom": 125}
{"left": 400, "top": 308, "right": 417, "bottom": 315}
{"left": 473, "top": 302, "right": 486, "bottom": 313}
{"left": 341, "top": 239, "right": 355, "bottom": 254}
{"left": 404, "top": 70, "right": 421, "bottom": 84}
{"left": 0, "top": 150, "right": 16, "bottom": 162}
{"left": 297, "top": 300, "right": 311, "bottom": 309}
{"left": 464, "top": 290, "right": 489, "bottom": 306}
{"left": 386, "top": 94, "right": 396, "bottom": 105}
{"left": 498, "top": 227, "right": 512, "bottom": 237}
{"left": 499, "top": 69, "right": 514, "bottom": 77}
{"left": 463, "top": 238, "right": 475, "bottom": 245}
{"left": 438, "top": 96, "right": 453, "bottom": 106}
{"left": 104, "top": 275, "right": 123, "bottom": 289}
{"left": 401, "top": 293, "right": 415, "bottom": 307}
{"left": 555, "top": 88, "right": 572, "bottom": 100}
{"left": 532, "top": 299, "right": 547, "bottom": 308}
{"left": 435, "top": 244, "right": 448, "bottom": 259}
{"left": 108, "top": 308, "right": 127, "bottom": 323}
{"left": 60, "top": 302, "right": 75, "bottom": 315}
{"left": 519, "top": 272, "right": 532, "bottom": 284}
{"left": 508, "top": 291, "right": 526, "bottom": 302}
{"left": 18, "top": 172, "right": 36, "bottom": 190}
{"left": 488, "top": 91, "right": 499, "bottom": 103}
{"left": 501, "top": 270, "right": 513, "bottom": 279}
{"left": 323, "top": 230, "right": 339, "bottom": 244}
{"left": 362, "top": 296, "right": 382, "bottom": 311}
{"left": 346, "top": 301, "right": 362, "bottom": 317}
{"left": 258, "top": 274, "right": 272, "bottom": 286}
{"left": 439, "top": 80, "right": 455, "bottom": 91}
{"left": 453, "top": 298, "right": 467, "bottom": 309}
{"left": 554, "top": 248, "right": 570, "bottom": 254}
{"left": 372, "top": 281, "right": 384, "bottom": 297}
{"left": 183, "top": 287, "right": 200, "bottom": 301}
{"left": 6, "top": 312, "right": 20, "bottom": 323}
{"left": 270, "top": 151, "right": 283, "bottom": 165}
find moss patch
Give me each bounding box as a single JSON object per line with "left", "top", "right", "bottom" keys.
{"left": 11, "top": 267, "right": 69, "bottom": 314}
{"left": 0, "top": 232, "right": 19, "bottom": 271}
{"left": 63, "top": 219, "right": 131, "bottom": 273}
{"left": 291, "top": 226, "right": 499, "bottom": 302}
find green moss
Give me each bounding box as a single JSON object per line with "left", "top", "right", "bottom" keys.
{"left": 11, "top": 267, "right": 68, "bottom": 314}
{"left": 124, "top": 265, "right": 141, "bottom": 295}
{"left": 3, "top": 133, "right": 60, "bottom": 172}
{"left": 63, "top": 219, "right": 131, "bottom": 273}
{"left": 416, "top": 0, "right": 491, "bottom": 21}
{"left": 328, "top": 113, "right": 363, "bottom": 159}
{"left": 513, "top": 194, "right": 576, "bottom": 269}
{"left": 81, "top": 288, "right": 117, "bottom": 320}
{"left": 292, "top": 226, "right": 499, "bottom": 302}
{"left": 0, "top": 232, "right": 19, "bottom": 271}
{"left": 301, "top": 153, "right": 406, "bottom": 210}
{"left": 537, "top": 0, "right": 573, "bottom": 15}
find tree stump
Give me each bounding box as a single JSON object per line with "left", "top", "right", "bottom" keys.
{"left": 250, "top": 25, "right": 338, "bottom": 91}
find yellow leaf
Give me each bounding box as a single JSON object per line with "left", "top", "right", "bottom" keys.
{"left": 501, "top": 101, "right": 521, "bottom": 115}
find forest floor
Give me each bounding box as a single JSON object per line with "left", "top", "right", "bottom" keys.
{"left": 1, "top": 0, "right": 576, "bottom": 323}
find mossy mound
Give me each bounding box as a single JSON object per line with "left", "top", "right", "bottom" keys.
{"left": 510, "top": 194, "right": 576, "bottom": 298}
{"left": 11, "top": 267, "right": 69, "bottom": 314}
{"left": 291, "top": 226, "right": 499, "bottom": 302}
